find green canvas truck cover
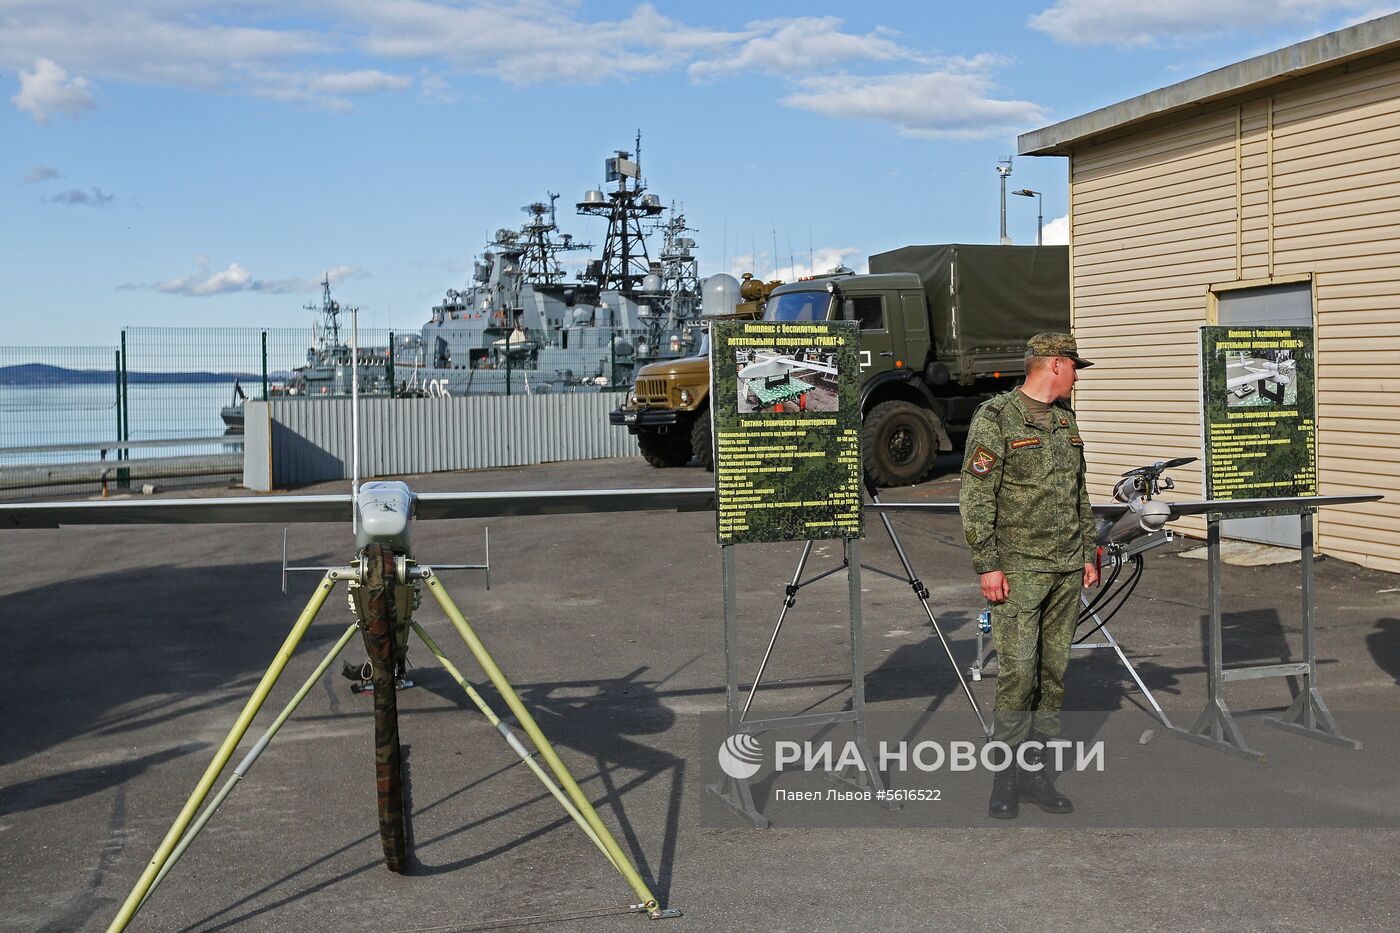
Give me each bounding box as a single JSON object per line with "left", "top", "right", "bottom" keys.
{"left": 868, "top": 244, "right": 1069, "bottom": 364}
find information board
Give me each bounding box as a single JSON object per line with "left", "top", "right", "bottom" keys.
{"left": 1200, "top": 325, "right": 1317, "bottom": 510}
{"left": 710, "top": 319, "right": 863, "bottom": 545}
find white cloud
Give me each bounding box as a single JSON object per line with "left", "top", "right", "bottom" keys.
{"left": 1041, "top": 214, "right": 1069, "bottom": 246}
{"left": 0, "top": 4, "right": 1047, "bottom": 138}
{"left": 150, "top": 258, "right": 252, "bottom": 296}
{"left": 355, "top": 1, "right": 742, "bottom": 85}
{"left": 780, "top": 59, "right": 1047, "bottom": 140}
{"left": 24, "top": 164, "right": 59, "bottom": 183}
{"left": 1028, "top": 0, "right": 1374, "bottom": 47}
{"left": 690, "top": 16, "right": 914, "bottom": 80}
{"left": 122, "top": 257, "right": 365, "bottom": 297}
{"left": 11, "top": 57, "right": 96, "bottom": 122}
{"left": 729, "top": 246, "right": 866, "bottom": 282}
{"left": 418, "top": 72, "right": 454, "bottom": 102}
{"left": 308, "top": 69, "right": 412, "bottom": 95}
{"left": 240, "top": 67, "right": 413, "bottom": 110}
{"left": 43, "top": 186, "right": 113, "bottom": 206}
{"left": 0, "top": 3, "right": 325, "bottom": 89}
{"left": 0, "top": 2, "right": 392, "bottom": 109}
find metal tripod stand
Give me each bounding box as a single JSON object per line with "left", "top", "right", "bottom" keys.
{"left": 107, "top": 559, "right": 678, "bottom": 932}
{"left": 740, "top": 491, "right": 990, "bottom": 737}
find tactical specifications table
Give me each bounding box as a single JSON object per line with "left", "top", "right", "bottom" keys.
{"left": 1200, "top": 325, "right": 1317, "bottom": 504}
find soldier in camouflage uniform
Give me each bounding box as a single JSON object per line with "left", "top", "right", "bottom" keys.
{"left": 959, "top": 333, "right": 1099, "bottom": 819}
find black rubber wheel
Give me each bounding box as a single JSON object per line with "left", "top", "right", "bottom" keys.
{"left": 690, "top": 411, "right": 714, "bottom": 472}
{"left": 636, "top": 427, "right": 691, "bottom": 468}
{"left": 862, "top": 400, "right": 937, "bottom": 488}
{"left": 358, "top": 543, "right": 409, "bottom": 873}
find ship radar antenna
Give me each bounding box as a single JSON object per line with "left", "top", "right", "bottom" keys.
{"left": 577, "top": 134, "right": 663, "bottom": 293}
{"left": 517, "top": 191, "right": 590, "bottom": 285}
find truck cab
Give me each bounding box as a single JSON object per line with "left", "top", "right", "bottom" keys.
{"left": 764, "top": 273, "right": 955, "bottom": 486}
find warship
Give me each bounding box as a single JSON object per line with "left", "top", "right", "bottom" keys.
{"left": 218, "top": 138, "right": 703, "bottom": 434}
{"left": 219, "top": 275, "right": 395, "bottom": 430}
{"left": 391, "top": 138, "right": 702, "bottom": 395}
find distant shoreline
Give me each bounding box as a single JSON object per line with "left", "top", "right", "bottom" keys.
{"left": 0, "top": 363, "right": 268, "bottom": 386}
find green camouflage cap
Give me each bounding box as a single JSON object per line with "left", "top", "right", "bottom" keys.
{"left": 1025, "top": 332, "right": 1093, "bottom": 369}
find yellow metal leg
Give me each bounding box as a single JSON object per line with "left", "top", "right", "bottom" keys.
{"left": 108, "top": 573, "right": 339, "bottom": 933}
{"left": 139, "top": 621, "right": 360, "bottom": 910}
{"left": 422, "top": 573, "right": 668, "bottom": 915}
{"left": 411, "top": 622, "right": 623, "bottom": 874}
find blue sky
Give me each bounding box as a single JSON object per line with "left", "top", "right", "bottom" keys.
{"left": 2, "top": 1, "right": 1392, "bottom": 346}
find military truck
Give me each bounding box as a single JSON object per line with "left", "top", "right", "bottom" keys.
{"left": 610, "top": 273, "right": 779, "bottom": 470}
{"left": 610, "top": 245, "right": 1069, "bottom": 486}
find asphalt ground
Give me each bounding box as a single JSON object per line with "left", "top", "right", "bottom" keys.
{"left": 2, "top": 456, "right": 1399, "bottom": 932}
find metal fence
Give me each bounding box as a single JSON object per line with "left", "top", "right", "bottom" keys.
{"left": 245, "top": 393, "right": 640, "bottom": 489}
{"left": 121, "top": 326, "right": 394, "bottom": 441}
{"left": 2, "top": 326, "right": 638, "bottom": 497}
{"left": 0, "top": 344, "right": 129, "bottom": 496}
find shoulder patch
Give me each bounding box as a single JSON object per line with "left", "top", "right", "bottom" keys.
{"left": 968, "top": 445, "right": 998, "bottom": 476}
{"left": 1009, "top": 437, "right": 1041, "bottom": 450}
{"left": 1069, "top": 435, "right": 1083, "bottom": 446}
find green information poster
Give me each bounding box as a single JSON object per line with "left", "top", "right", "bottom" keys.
{"left": 1200, "top": 325, "right": 1317, "bottom": 511}
{"left": 710, "top": 320, "right": 863, "bottom": 545}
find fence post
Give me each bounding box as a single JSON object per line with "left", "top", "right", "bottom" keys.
{"left": 387, "top": 331, "right": 395, "bottom": 397}
{"left": 114, "top": 349, "right": 122, "bottom": 447}
{"left": 118, "top": 330, "right": 130, "bottom": 488}
{"left": 261, "top": 330, "right": 269, "bottom": 400}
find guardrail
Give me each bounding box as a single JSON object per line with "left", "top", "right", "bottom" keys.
{"left": 0, "top": 436, "right": 244, "bottom": 496}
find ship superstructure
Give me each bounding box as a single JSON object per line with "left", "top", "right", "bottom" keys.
{"left": 393, "top": 138, "right": 703, "bottom": 394}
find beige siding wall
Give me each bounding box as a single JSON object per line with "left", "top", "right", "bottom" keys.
{"left": 1069, "top": 56, "right": 1400, "bottom": 574}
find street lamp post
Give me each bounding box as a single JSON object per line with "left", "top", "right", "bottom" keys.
{"left": 1012, "top": 188, "right": 1043, "bottom": 246}
{"left": 996, "top": 159, "right": 1013, "bottom": 245}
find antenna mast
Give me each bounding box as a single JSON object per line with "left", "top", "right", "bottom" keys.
{"left": 577, "top": 131, "right": 664, "bottom": 293}
{"left": 351, "top": 305, "right": 360, "bottom": 535}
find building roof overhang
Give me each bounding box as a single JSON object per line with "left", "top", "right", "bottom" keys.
{"left": 1019, "top": 13, "right": 1400, "bottom": 157}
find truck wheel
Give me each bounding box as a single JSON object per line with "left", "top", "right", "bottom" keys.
{"left": 863, "top": 400, "right": 937, "bottom": 488}
{"left": 690, "top": 412, "right": 714, "bottom": 471}
{"left": 636, "top": 427, "right": 691, "bottom": 468}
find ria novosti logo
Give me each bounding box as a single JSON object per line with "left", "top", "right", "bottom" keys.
{"left": 715, "top": 734, "right": 1106, "bottom": 779}
{"left": 717, "top": 734, "right": 764, "bottom": 779}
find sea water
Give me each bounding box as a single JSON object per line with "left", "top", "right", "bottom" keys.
{"left": 0, "top": 382, "right": 242, "bottom": 465}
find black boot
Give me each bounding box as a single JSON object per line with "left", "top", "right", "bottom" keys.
{"left": 1018, "top": 745, "right": 1073, "bottom": 813}
{"left": 988, "top": 759, "right": 1019, "bottom": 819}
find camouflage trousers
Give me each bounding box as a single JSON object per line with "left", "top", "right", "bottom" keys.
{"left": 990, "top": 569, "right": 1081, "bottom": 746}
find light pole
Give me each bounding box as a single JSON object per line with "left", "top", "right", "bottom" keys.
{"left": 1012, "top": 188, "right": 1043, "bottom": 246}
{"left": 996, "top": 158, "right": 1013, "bottom": 245}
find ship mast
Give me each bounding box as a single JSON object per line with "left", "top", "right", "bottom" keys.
{"left": 655, "top": 203, "right": 700, "bottom": 327}
{"left": 307, "top": 275, "right": 344, "bottom": 355}
{"left": 517, "top": 193, "right": 591, "bottom": 285}
{"left": 577, "top": 130, "right": 664, "bottom": 294}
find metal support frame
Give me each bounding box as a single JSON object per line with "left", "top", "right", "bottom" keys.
{"left": 1171, "top": 513, "right": 1359, "bottom": 761}
{"left": 967, "top": 532, "right": 1174, "bottom": 729}
{"left": 862, "top": 498, "right": 989, "bottom": 736}
{"left": 110, "top": 565, "right": 678, "bottom": 932}
{"left": 706, "top": 539, "right": 895, "bottom": 829}
{"left": 1072, "top": 534, "right": 1174, "bottom": 729}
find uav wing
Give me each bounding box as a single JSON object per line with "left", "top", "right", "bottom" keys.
{"left": 413, "top": 487, "right": 716, "bottom": 520}
{"left": 869, "top": 494, "right": 1380, "bottom": 519}
{"left": 0, "top": 494, "right": 354, "bottom": 529}
{"left": 1142, "top": 494, "right": 1379, "bottom": 519}
{"left": 0, "top": 487, "right": 717, "bottom": 530}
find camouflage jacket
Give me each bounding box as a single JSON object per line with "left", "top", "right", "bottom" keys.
{"left": 958, "top": 389, "right": 1096, "bottom": 574}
